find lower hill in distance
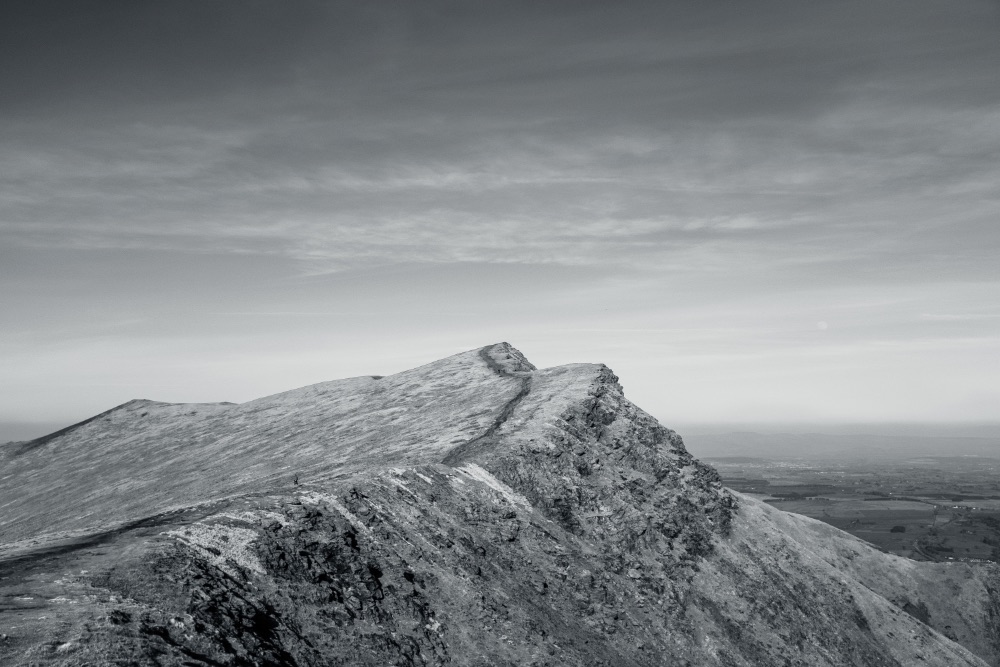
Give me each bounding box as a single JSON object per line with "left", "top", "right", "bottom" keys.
{"left": 1, "top": 343, "right": 999, "bottom": 666}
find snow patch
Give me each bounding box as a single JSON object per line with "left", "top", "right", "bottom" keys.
{"left": 457, "top": 463, "right": 530, "bottom": 508}
{"left": 169, "top": 523, "right": 265, "bottom": 576}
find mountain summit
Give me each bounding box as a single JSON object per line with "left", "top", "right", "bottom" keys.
{"left": 2, "top": 343, "right": 998, "bottom": 666}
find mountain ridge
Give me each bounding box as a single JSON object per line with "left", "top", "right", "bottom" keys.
{"left": 1, "top": 343, "right": 998, "bottom": 666}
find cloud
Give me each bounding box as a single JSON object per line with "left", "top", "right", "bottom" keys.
{"left": 921, "top": 313, "right": 1000, "bottom": 322}
{"left": 2, "top": 1, "right": 999, "bottom": 424}
{"left": 3, "top": 0, "right": 999, "bottom": 285}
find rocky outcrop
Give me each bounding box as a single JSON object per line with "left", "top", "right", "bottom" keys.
{"left": 1, "top": 343, "right": 998, "bottom": 666}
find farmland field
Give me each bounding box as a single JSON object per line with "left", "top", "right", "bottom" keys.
{"left": 709, "top": 455, "right": 1000, "bottom": 563}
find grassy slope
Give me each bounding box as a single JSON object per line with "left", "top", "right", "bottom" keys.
{"left": 0, "top": 347, "right": 522, "bottom": 554}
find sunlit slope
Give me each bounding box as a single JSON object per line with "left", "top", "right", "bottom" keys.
{"left": 691, "top": 495, "right": 997, "bottom": 665}
{"left": 0, "top": 345, "right": 527, "bottom": 551}
{"left": 735, "top": 496, "right": 1000, "bottom": 662}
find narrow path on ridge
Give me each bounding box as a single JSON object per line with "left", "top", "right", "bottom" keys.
{"left": 441, "top": 345, "right": 533, "bottom": 466}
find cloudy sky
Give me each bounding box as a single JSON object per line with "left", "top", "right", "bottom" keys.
{"left": 2, "top": 0, "right": 998, "bottom": 440}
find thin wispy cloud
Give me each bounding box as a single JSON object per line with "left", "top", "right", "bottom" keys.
{"left": 922, "top": 313, "right": 1000, "bottom": 322}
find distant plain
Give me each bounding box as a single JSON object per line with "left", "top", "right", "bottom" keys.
{"left": 681, "top": 424, "right": 1000, "bottom": 564}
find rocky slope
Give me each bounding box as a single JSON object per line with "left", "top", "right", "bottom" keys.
{"left": 1, "top": 343, "right": 998, "bottom": 666}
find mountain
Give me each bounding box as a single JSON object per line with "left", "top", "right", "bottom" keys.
{"left": 1, "top": 343, "right": 998, "bottom": 666}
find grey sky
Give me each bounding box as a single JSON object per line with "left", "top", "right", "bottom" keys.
{"left": 2, "top": 0, "right": 999, "bottom": 437}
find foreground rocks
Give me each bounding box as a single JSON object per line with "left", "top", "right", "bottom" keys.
{"left": 1, "top": 343, "right": 998, "bottom": 665}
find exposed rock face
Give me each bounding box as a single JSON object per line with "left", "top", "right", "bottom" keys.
{"left": 1, "top": 343, "right": 998, "bottom": 666}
